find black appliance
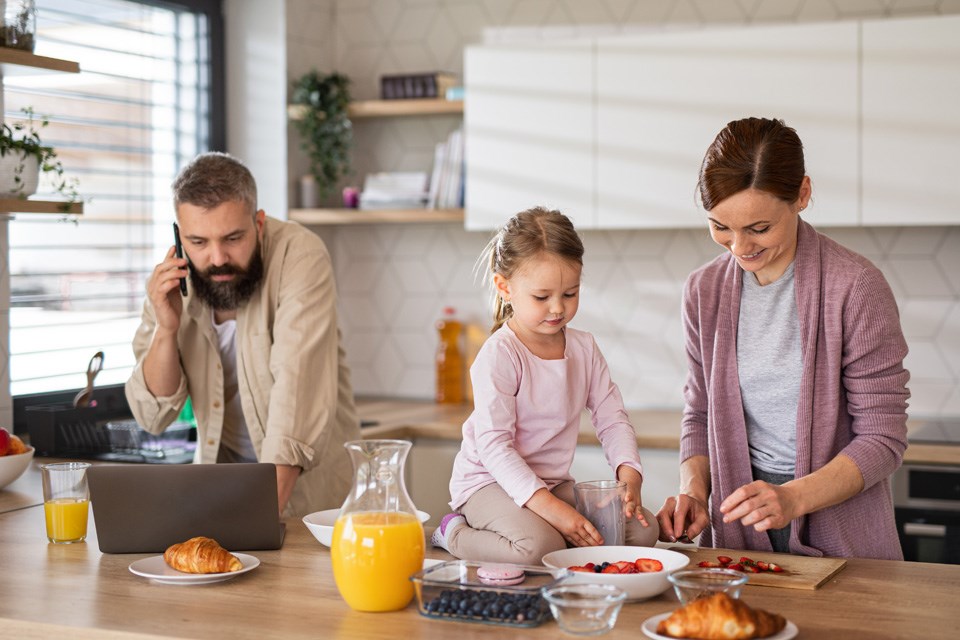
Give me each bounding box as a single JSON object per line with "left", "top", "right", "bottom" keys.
{"left": 894, "top": 420, "right": 960, "bottom": 565}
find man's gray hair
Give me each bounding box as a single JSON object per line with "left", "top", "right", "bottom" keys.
{"left": 172, "top": 152, "right": 258, "bottom": 216}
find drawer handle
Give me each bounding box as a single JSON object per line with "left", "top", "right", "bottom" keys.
{"left": 903, "top": 522, "right": 947, "bottom": 537}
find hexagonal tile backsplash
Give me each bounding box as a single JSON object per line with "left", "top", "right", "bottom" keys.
{"left": 289, "top": 0, "right": 960, "bottom": 416}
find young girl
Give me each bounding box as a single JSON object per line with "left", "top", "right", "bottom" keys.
{"left": 431, "top": 207, "right": 659, "bottom": 564}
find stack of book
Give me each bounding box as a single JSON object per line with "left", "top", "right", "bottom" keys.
{"left": 380, "top": 72, "right": 458, "bottom": 100}
{"left": 427, "top": 127, "right": 464, "bottom": 210}
{"left": 358, "top": 172, "right": 429, "bottom": 210}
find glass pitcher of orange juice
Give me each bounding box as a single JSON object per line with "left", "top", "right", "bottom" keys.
{"left": 331, "top": 439, "right": 424, "bottom": 612}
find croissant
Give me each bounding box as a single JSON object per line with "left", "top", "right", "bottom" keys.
{"left": 163, "top": 536, "right": 243, "bottom": 574}
{"left": 656, "top": 592, "right": 786, "bottom": 640}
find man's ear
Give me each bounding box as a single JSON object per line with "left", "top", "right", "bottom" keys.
{"left": 255, "top": 209, "right": 266, "bottom": 238}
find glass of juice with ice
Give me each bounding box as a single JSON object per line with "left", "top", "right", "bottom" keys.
{"left": 40, "top": 462, "right": 90, "bottom": 544}
{"left": 332, "top": 440, "right": 425, "bottom": 611}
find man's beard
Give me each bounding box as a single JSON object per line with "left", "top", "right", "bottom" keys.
{"left": 189, "top": 243, "right": 265, "bottom": 311}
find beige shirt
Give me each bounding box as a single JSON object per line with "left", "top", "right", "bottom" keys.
{"left": 125, "top": 216, "right": 361, "bottom": 517}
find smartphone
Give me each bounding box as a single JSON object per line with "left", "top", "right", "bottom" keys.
{"left": 172, "top": 222, "right": 188, "bottom": 296}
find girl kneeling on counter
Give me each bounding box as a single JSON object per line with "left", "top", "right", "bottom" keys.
{"left": 432, "top": 207, "right": 658, "bottom": 564}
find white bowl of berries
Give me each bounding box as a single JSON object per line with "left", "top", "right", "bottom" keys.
{"left": 541, "top": 546, "right": 690, "bottom": 602}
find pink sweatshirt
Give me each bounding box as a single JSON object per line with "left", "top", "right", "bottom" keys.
{"left": 449, "top": 325, "right": 643, "bottom": 510}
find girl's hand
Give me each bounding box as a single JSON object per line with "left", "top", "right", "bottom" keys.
{"left": 656, "top": 493, "right": 709, "bottom": 543}
{"left": 616, "top": 465, "right": 649, "bottom": 527}
{"left": 526, "top": 489, "right": 604, "bottom": 547}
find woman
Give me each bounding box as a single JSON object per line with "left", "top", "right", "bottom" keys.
{"left": 656, "top": 117, "right": 910, "bottom": 560}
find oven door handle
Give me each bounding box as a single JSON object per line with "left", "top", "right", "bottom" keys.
{"left": 903, "top": 522, "right": 947, "bottom": 537}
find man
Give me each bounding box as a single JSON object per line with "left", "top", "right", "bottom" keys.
{"left": 126, "top": 152, "right": 360, "bottom": 517}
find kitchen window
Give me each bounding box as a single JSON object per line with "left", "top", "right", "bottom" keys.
{"left": 6, "top": 0, "right": 223, "bottom": 395}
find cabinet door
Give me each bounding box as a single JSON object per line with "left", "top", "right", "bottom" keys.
{"left": 862, "top": 15, "right": 960, "bottom": 226}
{"left": 465, "top": 43, "right": 594, "bottom": 230}
{"left": 597, "top": 22, "right": 859, "bottom": 228}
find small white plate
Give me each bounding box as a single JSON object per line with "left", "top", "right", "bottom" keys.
{"left": 129, "top": 553, "right": 260, "bottom": 585}
{"left": 642, "top": 612, "right": 798, "bottom": 640}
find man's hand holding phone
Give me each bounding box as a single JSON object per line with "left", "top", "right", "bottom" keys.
{"left": 145, "top": 224, "right": 190, "bottom": 335}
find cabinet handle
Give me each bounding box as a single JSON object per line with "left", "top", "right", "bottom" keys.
{"left": 903, "top": 522, "right": 947, "bottom": 537}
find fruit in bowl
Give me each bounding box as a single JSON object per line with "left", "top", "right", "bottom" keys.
{"left": 541, "top": 546, "right": 690, "bottom": 601}
{"left": 303, "top": 508, "right": 430, "bottom": 547}
{"left": 0, "top": 428, "right": 34, "bottom": 490}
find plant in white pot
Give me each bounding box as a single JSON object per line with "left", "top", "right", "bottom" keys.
{"left": 0, "top": 107, "right": 79, "bottom": 211}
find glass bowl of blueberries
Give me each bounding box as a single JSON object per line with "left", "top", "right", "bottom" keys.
{"left": 410, "top": 560, "right": 568, "bottom": 627}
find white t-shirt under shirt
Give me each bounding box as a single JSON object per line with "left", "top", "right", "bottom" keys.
{"left": 212, "top": 313, "right": 257, "bottom": 463}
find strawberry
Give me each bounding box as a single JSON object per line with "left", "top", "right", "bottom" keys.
{"left": 769, "top": 563, "right": 784, "bottom": 573}
{"left": 635, "top": 558, "right": 664, "bottom": 573}
{"left": 739, "top": 556, "right": 754, "bottom": 565}
{"left": 568, "top": 565, "right": 594, "bottom": 572}
{"left": 716, "top": 555, "right": 732, "bottom": 565}
{"left": 727, "top": 563, "right": 744, "bottom": 572}
{"left": 612, "top": 561, "right": 637, "bottom": 574}
{"left": 697, "top": 561, "right": 722, "bottom": 568}
{"left": 743, "top": 565, "right": 761, "bottom": 573}
{"left": 756, "top": 561, "right": 770, "bottom": 571}
{"left": 601, "top": 564, "right": 621, "bottom": 574}
{"left": 584, "top": 563, "right": 595, "bottom": 570}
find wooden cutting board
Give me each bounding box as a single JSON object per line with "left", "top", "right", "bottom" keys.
{"left": 672, "top": 547, "right": 846, "bottom": 590}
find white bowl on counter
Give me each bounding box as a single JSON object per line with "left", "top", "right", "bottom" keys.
{"left": 541, "top": 546, "right": 690, "bottom": 602}
{"left": 0, "top": 446, "right": 35, "bottom": 490}
{"left": 303, "top": 508, "right": 430, "bottom": 547}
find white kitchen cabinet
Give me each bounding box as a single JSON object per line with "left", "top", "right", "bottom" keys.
{"left": 861, "top": 15, "right": 960, "bottom": 226}
{"left": 596, "top": 22, "right": 860, "bottom": 228}
{"left": 464, "top": 42, "right": 595, "bottom": 230}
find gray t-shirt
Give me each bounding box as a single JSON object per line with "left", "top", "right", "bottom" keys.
{"left": 737, "top": 261, "right": 801, "bottom": 475}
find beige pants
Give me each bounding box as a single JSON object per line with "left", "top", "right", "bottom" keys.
{"left": 449, "top": 481, "right": 659, "bottom": 564}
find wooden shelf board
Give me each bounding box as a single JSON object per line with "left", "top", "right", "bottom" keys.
{"left": 290, "top": 208, "right": 463, "bottom": 225}
{"left": 0, "top": 48, "right": 80, "bottom": 75}
{"left": 288, "top": 99, "right": 463, "bottom": 121}
{"left": 0, "top": 198, "right": 83, "bottom": 215}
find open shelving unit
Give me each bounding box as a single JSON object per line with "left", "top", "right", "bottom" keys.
{"left": 0, "top": 48, "right": 84, "bottom": 216}
{"left": 288, "top": 98, "right": 463, "bottom": 122}
{"left": 290, "top": 207, "right": 463, "bottom": 226}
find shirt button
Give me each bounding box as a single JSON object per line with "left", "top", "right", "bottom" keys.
{"left": 207, "top": 439, "right": 215, "bottom": 446}
{"left": 213, "top": 401, "right": 221, "bottom": 409}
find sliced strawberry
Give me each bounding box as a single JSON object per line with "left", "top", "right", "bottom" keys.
{"left": 697, "top": 561, "right": 722, "bottom": 568}
{"left": 612, "top": 561, "right": 637, "bottom": 574}
{"left": 769, "top": 563, "right": 784, "bottom": 573}
{"left": 727, "top": 563, "right": 744, "bottom": 572}
{"left": 568, "top": 565, "right": 594, "bottom": 573}
{"left": 756, "top": 560, "right": 770, "bottom": 571}
{"left": 739, "top": 556, "right": 755, "bottom": 565}
{"left": 635, "top": 558, "right": 664, "bottom": 573}
{"left": 743, "top": 565, "right": 761, "bottom": 573}
{"left": 584, "top": 563, "right": 595, "bottom": 570}
{"left": 716, "top": 555, "right": 732, "bottom": 565}
{"left": 601, "top": 564, "right": 621, "bottom": 574}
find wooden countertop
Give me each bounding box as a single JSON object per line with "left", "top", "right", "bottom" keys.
{"left": 0, "top": 499, "right": 957, "bottom": 639}
{"left": 356, "top": 398, "right": 960, "bottom": 466}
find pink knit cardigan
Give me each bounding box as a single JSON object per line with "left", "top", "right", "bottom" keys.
{"left": 680, "top": 219, "right": 910, "bottom": 560}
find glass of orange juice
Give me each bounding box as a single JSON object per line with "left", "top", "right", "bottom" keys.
{"left": 40, "top": 462, "right": 90, "bottom": 544}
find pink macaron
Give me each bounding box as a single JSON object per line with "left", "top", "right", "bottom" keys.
{"left": 477, "top": 564, "right": 526, "bottom": 586}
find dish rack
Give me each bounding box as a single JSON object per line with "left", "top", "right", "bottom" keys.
{"left": 25, "top": 404, "right": 111, "bottom": 457}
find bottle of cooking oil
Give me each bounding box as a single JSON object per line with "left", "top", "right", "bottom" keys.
{"left": 435, "top": 306, "right": 464, "bottom": 404}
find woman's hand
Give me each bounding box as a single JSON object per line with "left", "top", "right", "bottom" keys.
{"left": 526, "top": 488, "right": 604, "bottom": 547}
{"left": 719, "top": 480, "right": 801, "bottom": 532}
{"left": 656, "top": 493, "right": 709, "bottom": 543}
{"left": 616, "top": 464, "right": 649, "bottom": 527}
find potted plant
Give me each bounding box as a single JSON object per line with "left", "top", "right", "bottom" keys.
{"left": 290, "top": 71, "right": 352, "bottom": 203}
{"left": 0, "top": 107, "right": 80, "bottom": 211}
{"left": 1, "top": 0, "right": 37, "bottom": 51}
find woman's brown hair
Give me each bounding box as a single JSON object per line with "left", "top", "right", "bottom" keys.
{"left": 698, "top": 117, "right": 805, "bottom": 211}
{"left": 482, "top": 206, "right": 584, "bottom": 333}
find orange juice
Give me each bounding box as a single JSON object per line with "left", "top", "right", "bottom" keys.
{"left": 44, "top": 498, "right": 89, "bottom": 543}
{"left": 331, "top": 511, "right": 425, "bottom": 611}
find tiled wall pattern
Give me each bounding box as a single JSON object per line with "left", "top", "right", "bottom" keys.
{"left": 286, "top": 0, "right": 960, "bottom": 417}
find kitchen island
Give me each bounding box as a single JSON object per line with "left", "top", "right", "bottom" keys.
{"left": 0, "top": 469, "right": 957, "bottom": 639}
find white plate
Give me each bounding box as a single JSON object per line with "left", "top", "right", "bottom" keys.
{"left": 129, "top": 553, "right": 260, "bottom": 585}
{"left": 642, "top": 612, "right": 798, "bottom": 640}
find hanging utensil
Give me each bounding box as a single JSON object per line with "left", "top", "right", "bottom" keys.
{"left": 73, "top": 351, "right": 104, "bottom": 408}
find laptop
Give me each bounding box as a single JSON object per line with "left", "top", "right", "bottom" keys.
{"left": 88, "top": 463, "right": 286, "bottom": 553}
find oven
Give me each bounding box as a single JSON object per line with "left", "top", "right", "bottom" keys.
{"left": 893, "top": 463, "right": 960, "bottom": 565}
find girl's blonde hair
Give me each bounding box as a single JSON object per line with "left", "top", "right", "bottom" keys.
{"left": 482, "top": 206, "right": 584, "bottom": 333}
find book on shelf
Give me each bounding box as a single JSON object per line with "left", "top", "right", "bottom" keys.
{"left": 359, "top": 172, "right": 429, "bottom": 210}
{"left": 427, "top": 126, "right": 464, "bottom": 210}
{"left": 380, "top": 72, "right": 459, "bottom": 100}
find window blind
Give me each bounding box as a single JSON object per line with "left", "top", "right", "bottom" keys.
{"left": 6, "top": 0, "right": 220, "bottom": 395}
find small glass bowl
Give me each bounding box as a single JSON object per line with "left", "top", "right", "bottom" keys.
{"left": 667, "top": 568, "right": 749, "bottom": 605}
{"left": 541, "top": 583, "right": 627, "bottom": 636}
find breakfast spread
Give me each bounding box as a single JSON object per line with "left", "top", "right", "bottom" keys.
{"left": 163, "top": 536, "right": 243, "bottom": 574}
{"left": 477, "top": 564, "right": 526, "bottom": 586}
{"left": 656, "top": 592, "right": 787, "bottom": 639}
{"left": 567, "top": 558, "right": 664, "bottom": 574}
{"left": 698, "top": 555, "right": 784, "bottom": 574}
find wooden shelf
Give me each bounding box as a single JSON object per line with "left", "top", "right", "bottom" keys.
{"left": 288, "top": 99, "right": 463, "bottom": 121}
{"left": 0, "top": 48, "right": 80, "bottom": 75}
{"left": 0, "top": 198, "right": 83, "bottom": 215}
{"left": 290, "top": 208, "right": 463, "bottom": 225}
